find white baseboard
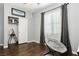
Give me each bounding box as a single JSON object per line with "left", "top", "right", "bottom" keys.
{"left": 0, "top": 44, "right": 3, "bottom": 46}
{"left": 27, "top": 40, "right": 40, "bottom": 43}
{"left": 3, "top": 45, "right": 8, "bottom": 48}
{"left": 72, "top": 51, "right": 78, "bottom": 55}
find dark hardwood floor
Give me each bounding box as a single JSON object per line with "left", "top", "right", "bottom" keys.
{"left": 0, "top": 42, "right": 49, "bottom": 56}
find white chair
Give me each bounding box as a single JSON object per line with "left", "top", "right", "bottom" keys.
{"left": 45, "top": 35, "right": 67, "bottom": 55}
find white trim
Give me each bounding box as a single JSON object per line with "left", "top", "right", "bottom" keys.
{"left": 0, "top": 44, "right": 3, "bottom": 46}
{"left": 18, "top": 40, "right": 40, "bottom": 45}
{"left": 3, "top": 45, "right": 8, "bottom": 48}
{"left": 77, "top": 45, "right": 79, "bottom": 52}
{"left": 27, "top": 40, "right": 40, "bottom": 43}
{"left": 72, "top": 51, "right": 78, "bottom": 55}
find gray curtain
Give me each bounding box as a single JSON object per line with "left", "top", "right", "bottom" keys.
{"left": 40, "top": 12, "right": 45, "bottom": 45}
{"left": 61, "top": 3, "right": 72, "bottom": 56}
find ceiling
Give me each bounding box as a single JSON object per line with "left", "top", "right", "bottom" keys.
{"left": 9, "top": 3, "right": 60, "bottom": 13}
{"left": 11, "top": 3, "right": 54, "bottom": 12}
{"left": 23, "top": 3, "right": 52, "bottom": 9}
{"left": 23, "top": 3, "right": 54, "bottom": 12}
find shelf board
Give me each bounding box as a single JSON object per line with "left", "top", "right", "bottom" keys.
{"left": 8, "top": 23, "right": 18, "bottom": 24}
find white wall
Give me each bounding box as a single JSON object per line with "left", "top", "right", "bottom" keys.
{"left": 4, "top": 3, "right": 33, "bottom": 48}
{"left": 32, "top": 3, "right": 79, "bottom": 53}
{"left": 32, "top": 13, "right": 41, "bottom": 43}
{"left": 0, "top": 4, "right": 4, "bottom": 45}
{"left": 68, "top": 3, "right": 79, "bottom": 52}
{"left": 28, "top": 14, "right": 34, "bottom": 42}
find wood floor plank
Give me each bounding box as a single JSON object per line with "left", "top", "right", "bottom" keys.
{"left": 0, "top": 42, "right": 49, "bottom": 56}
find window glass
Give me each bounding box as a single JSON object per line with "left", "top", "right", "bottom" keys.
{"left": 44, "top": 7, "right": 62, "bottom": 41}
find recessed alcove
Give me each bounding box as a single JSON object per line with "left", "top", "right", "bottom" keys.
{"left": 8, "top": 16, "right": 19, "bottom": 45}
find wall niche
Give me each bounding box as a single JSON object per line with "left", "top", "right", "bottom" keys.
{"left": 8, "top": 16, "right": 19, "bottom": 46}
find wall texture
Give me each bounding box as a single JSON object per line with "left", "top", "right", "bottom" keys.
{"left": 0, "top": 4, "right": 4, "bottom": 45}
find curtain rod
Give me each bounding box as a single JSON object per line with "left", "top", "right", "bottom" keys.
{"left": 41, "top": 3, "right": 69, "bottom": 13}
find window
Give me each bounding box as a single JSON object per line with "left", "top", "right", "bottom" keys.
{"left": 44, "top": 7, "right": 62, "bottom": 37}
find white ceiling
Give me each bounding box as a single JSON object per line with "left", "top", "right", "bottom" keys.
{"left": 22, "top": 3, "right": 54, "bottom": 12}
{"left": 10, "top": 3, "right": 54, "bottom": 12}
{"left": 23, "top": 3, "right": 52, "bottom": 9}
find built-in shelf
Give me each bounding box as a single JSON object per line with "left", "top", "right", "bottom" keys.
{"left": 8, "top": 16, "right": 19, "bottom": 24}
{"left": 8, "top": 23, "right": 18, "bottom": 25}
{"left": 8, "top": 16, "right": 19, "bottom": 45}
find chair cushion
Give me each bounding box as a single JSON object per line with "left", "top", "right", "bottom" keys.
{"left": 46, "top": 38, "right": 67, "bottom": 53}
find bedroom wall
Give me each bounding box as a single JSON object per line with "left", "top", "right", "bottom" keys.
{"left": 68, "top": 3, "right": 79, "bottom": 52}
{"left": 4, "top": 3, "right": 33, "bottom": 48}
{"left": 0, "top": 3, "right": 4, "bottom": 46}
{"left": 32, "top": 13, "right": 41, "bottom": 43}
{"left": 32, "top": 3, "right": 79, "bottom": 53}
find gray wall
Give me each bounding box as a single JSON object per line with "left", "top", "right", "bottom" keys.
{"left": 0, "top": 4, "right": 4, "bottom": 45}
{"left": 32, "top": 13, "right": 41, "bottom": 43}
{"left": 68, "top": 3, "right": 79, "bottom": 52}
{"left": 28, "top": 14, "right": 35, "bottom": 42}
{"left": 32, "top": 3, "right": 79, "bottom": 53}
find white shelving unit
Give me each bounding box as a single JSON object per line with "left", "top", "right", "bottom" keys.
{"left": 8, "top": 16, "right": 19, "bottom": 44}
